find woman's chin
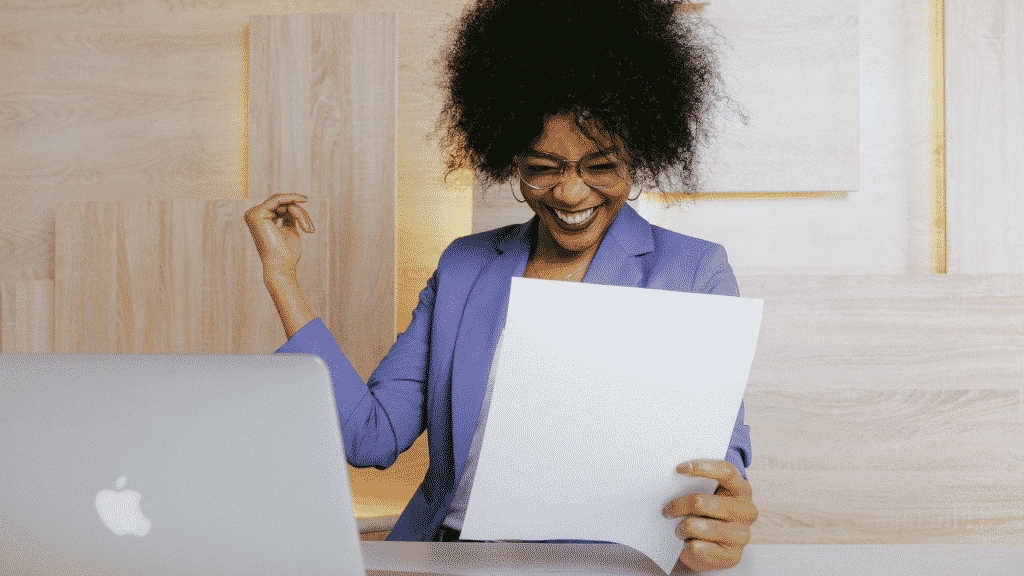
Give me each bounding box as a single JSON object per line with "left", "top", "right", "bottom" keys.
{"left": 545, "top": 221, "right": 602, "bottom": 255}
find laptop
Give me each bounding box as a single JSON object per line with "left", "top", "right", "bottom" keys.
{"left": 0, "top": 353, "right": 456, "bottom": 576}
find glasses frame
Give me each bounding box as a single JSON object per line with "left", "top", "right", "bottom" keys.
{"left": 515, "top": 152, "right": 627, "bottom": 191}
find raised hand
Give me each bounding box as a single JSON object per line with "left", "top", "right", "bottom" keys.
{"left": 243, "top": 193, "right": 315, "bottom": 278}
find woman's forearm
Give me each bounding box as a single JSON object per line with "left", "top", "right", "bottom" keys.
{"left": 263, "top": 271, "right": 316, "bottom": 341}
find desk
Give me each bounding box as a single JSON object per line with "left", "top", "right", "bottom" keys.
{"left": 362, "top": 543, "right": 1023, "bottom": 575}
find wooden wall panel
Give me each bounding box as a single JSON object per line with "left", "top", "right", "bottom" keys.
{"left": 393, "top": 4, "right": 474, "bottom": 337}
{"left": 0, "top": 280, "right": 54, "bottom": 353}
{"left": 739, "top": 273, "right": 1024, "bottom": 543}
{"left": 946, "top": 0, "right": 1024, "bottom": 273}
{"left": 739, "top": 274, "right": 1024, "bottom": 390}
{"left": 54, "top": 200, "right": 332, "bottom": 354}
{"left": 0, "top": 7, "right": 251, "bottom": 281}
{"left": 248, "top": 12, "right": 396, "bottom": 382}
{"left": 746, "top": 387, "right": 1023, "bottom": 544}
{"left": 0, "top": 0, "right": 470, "bottom": 338}
{"left": 247, "top": 12, "right": 416, "bottom": 522}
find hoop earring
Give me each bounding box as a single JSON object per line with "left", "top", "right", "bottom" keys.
{"left": 512, "top": 181, "right": 527, "bottom": 203}
{"left": 628, "top": 185, "right": 642, "bottom": 202}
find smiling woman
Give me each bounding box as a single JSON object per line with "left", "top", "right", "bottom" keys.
{"left": 246, "top": 0, "right": 755, "bottom": 572}
{"left": 517, "top": 114, "right": 635, "bottom": 280}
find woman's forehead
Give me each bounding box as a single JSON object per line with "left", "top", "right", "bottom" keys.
{"left": 530, "top": 114, "right": 621, "bottom": 158}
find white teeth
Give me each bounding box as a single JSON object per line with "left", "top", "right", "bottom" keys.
{"left": 554, "top": 207, "right": 596, "bottom": 225}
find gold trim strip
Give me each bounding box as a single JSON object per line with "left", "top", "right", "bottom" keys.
{"left": 657, "top": 191, "right": 843, "bottom": 201}
{"left": 933, "top": 0, "right": 947, "bottom": 274}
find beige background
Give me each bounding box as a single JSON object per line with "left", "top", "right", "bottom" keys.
{"left": 0, "top": 0, "right": 1020, "bottom": 545}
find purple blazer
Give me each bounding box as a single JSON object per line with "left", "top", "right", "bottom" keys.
{"left": 274, "top": 203, "right": 752, "bottom": 542}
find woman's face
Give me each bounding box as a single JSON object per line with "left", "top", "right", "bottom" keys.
{"left": 519, "top": 114, "right": 632, "bottom": 259}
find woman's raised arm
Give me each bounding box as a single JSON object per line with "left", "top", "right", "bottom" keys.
{"left": 244, "top": 192, "right": 317, "bottom": 338}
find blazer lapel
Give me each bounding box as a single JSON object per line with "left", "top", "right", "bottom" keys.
{"left": 449, "top": 220, "right": 532, "bottom": 493}
{"left": 582, "top": 203, "right": 654, "bottom": 288}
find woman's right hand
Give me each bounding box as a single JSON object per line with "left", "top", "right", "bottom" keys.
{"left": 243, "top": 193, "right": 315, "bottom": 278}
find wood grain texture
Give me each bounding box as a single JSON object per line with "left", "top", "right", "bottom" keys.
{"left": 249, "top": 12, "right": 396, "bottom": 381}
{"left": 248, "top": 8, "right": 426, "bottom": 521}
{"left": 393, "top": 4, "right": 473, "bottom": 336}
{"left": 738, "top": 274, "right": 1024, "bottom": 390}
{"left": 0, "top": 280, "right": 54, "bottom": 353}
{"left": 745, "top": 387, "right": 1023, "bottom": 543}
{"left": 946, "top": 0, "right": 1024, "bottom": 273}
{"left": 54, "top": 200, "right": 332, "bottom": 354}
{"left": 0, "top": 0, "right": 468, "bottom": 338}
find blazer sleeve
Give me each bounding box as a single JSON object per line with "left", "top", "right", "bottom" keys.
{"left": 273, "top": 271, "right": 438, "bottom": 470}
{"left": 693, "top": 242, "right": 752, "bottom": 481}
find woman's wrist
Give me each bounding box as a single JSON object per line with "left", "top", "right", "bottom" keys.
{"left": 263, "top": 270, "right": 316, "bottom": 340}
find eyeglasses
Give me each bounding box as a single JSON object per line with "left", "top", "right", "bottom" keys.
{"left": 515, "top": 152, "right": 626, "bottom": 190}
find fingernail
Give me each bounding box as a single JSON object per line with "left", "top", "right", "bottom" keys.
{"left": 677, "top": 461, "right": 694, "bottom": 474}
{"left": 661, "top": 505, "right": 670, "bottom": 518}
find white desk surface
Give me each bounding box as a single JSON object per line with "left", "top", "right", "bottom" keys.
{"left": 362, "top": 543, "right": 1023, "bottom": 576}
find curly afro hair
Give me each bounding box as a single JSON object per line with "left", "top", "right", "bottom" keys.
{"left": 435, "top": 0, "right": 725, "bottom": 194}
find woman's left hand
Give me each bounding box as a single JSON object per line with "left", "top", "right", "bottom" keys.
{"left": 661, "top": 459, "right": 757, "bottom": 572}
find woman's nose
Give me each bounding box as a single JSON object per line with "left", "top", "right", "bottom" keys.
{"left": 552, "top": 167, "right": 589, "bottom": 204}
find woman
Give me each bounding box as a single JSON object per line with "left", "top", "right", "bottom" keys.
{"left": 244, "top": 0, "right": 757, "bottom": 571}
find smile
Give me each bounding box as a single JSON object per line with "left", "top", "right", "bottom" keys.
{"left": 552, "top": 206, "right": 597, "bottom": 225}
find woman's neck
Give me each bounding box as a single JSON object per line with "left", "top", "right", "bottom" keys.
{"left": 525, "top": 221, "right": 601, "bottom": 281}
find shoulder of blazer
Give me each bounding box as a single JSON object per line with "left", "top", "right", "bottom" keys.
{"left": 436, "top": 222, "right": 527, "bottom": 275}
{"left": 647, "top": 223, "right": 726, "bottom": 262}
{"left": 644, "top": 224, "right": 736, "bottom": 295}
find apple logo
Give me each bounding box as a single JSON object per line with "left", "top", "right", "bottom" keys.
{"left": 95, "top": 475, "right": 152, "bottom": 536}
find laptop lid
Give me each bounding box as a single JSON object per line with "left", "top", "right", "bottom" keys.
{"left": 0, "top": 353, "right": 366, "bottom": 576}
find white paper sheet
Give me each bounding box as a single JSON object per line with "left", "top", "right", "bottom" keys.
{"left": 460, "top": 277, "right": 764, "bottom": 574}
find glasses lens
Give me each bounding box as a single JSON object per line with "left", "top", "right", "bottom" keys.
{"left": 580, "top": 157, "right": 624, "bottom": 187}
{"left": 517, "top": 156, "right": 625, "bottom": 189}
{"left": 518, "top": 159, "right": 562, "bottom": 189}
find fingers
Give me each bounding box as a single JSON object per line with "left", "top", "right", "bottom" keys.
{"left": 677, "top": 459, "right": 751, "bottom": 499}
{"left": 662, "top": 460, "right": 758, "bottom": 524}
{"left": 678, "top": 538, "right": 744, "bottom": 572}
{"left": 246, "top": 193, "right": 314, "bottom": 233}
{"left": 257, "top": 193, "right": 308, "bottom": 217}
{"left": 674, "top": 516, "right": 751, "bottom": 547}
{"left": 663, "top": 491, "right": 753, "bottom": 524}
{"left": 667, "top": 459, "right": 754, "bottom": 572}
{"left": 287, "top": 203, "right": 314, "bottom": 233}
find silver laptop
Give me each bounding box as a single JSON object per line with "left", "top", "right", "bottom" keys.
{"left": 0, "top": 353, "right": 447, "bottom": 576}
